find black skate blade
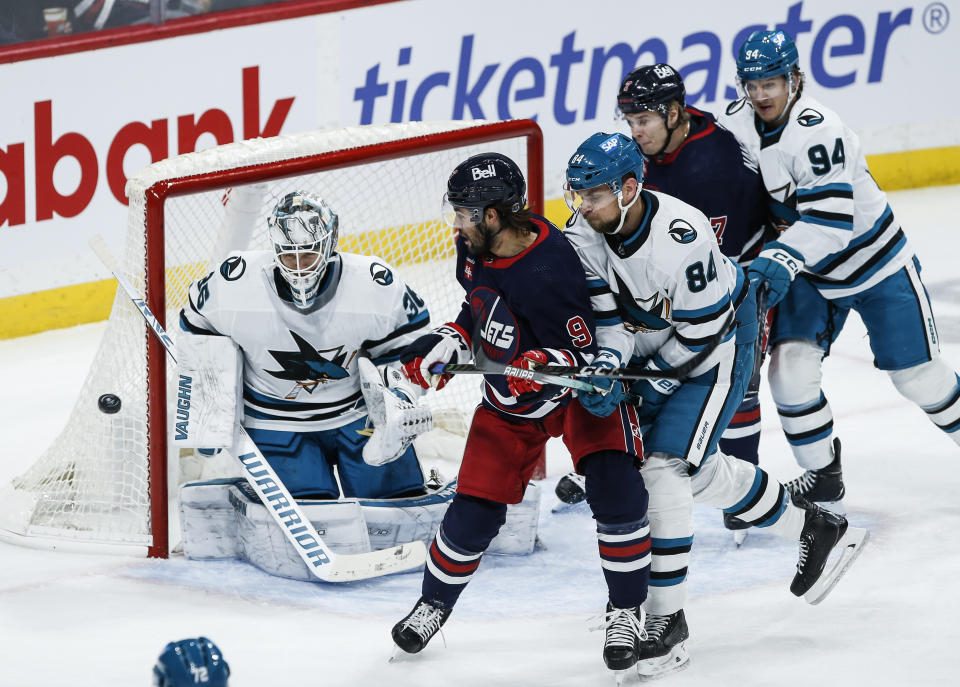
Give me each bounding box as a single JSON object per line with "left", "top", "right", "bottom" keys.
{"left": 637, "top": 643, "right": 690, "bottom": 681}
{"left": 804, "top": 526, "right": 869, "bottom": 605}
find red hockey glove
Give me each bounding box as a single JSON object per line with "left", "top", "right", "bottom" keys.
{"left": 506, "top": 349, "right": 550, "bottom": 397}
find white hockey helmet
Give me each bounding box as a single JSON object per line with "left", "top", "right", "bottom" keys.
{"left": 267, "top": 191, "right": 339, "bottom": 308}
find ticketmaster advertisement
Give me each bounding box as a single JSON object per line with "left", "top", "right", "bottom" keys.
{"left": 0, "top": 0, "right": 955, "bottom": 331}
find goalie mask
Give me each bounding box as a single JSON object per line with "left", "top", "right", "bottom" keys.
{"left": 268, "top": 191, "right": 339, "bottom": 309}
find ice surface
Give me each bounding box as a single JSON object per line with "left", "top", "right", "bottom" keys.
{"left": 2, "top": 186, "right": 959, "bottom": 686}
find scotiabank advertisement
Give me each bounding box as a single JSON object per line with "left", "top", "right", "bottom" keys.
{"left": 0, "top": 0, "right": 956, "bottom": 302}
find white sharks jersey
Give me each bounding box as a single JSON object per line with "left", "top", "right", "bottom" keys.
{"left": 565, "top": 189, "right": 745, "bottom": 378}
{"left": 719, "top": 93, "right": 912, "bottom": 299}
{"left": 179, "top": 250, "right": 430, "bottom": 432}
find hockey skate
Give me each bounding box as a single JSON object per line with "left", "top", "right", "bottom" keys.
{"left": 636, "top": 610, "right": 690, "bottom": 679}
{"left": 791, "top": 498, "right": 869, "bottom": 605}
{"left": 552, "top": 471, "right": 587, "bottom": 513}
{"left": 785, "top": 438, "right": 845, "bottom": 512}
{"left": 390, "top": 597, "right": 451, "bottom": 660}
{"left": 599, "top": 603, "right": 646, "bottom": 684}
{"left": 722, "top": 512, "right": 750, "bottom": 548}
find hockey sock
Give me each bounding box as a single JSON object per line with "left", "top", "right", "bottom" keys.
{"left": 719, "top": 394, "right": 761, "bottom": 465}
{"left": 422, "top": 494, "right": 506, "bottom": 608}
{"left": 583, "top": 450, "right": 651, "bottom": 609}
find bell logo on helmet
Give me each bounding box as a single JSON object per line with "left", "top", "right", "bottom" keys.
{"left": 653, "top": 64, "right": 674, "bottom": 79}
{"left": 471, "top": 163, "right": 497, "bottom": 180}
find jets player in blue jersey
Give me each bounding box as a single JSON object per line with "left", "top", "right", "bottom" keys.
{"left": 390, "top": 153, "right": 652, "bottom": 679}
{"left": 178, "top": 191, "right": 432, "bottom": 500}
{"left": 565, "top": 132, "right": 867, "bottom": 678}
{"left": 723, "top": 30, "right": 960, "bottom": 505}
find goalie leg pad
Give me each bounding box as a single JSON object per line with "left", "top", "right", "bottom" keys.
{"left": 488, "top": 481, "right": 541, "bottom": 555}
{"left": 769, "top": 341, "right": 835, "bottom": 470}
{"left": 359, "top": 478, "right": 458, "bottom": 551}
{"left": 179, "top": 479, "right": 242, "bottom": 560}
{"left": 179, "top": 479, "right": 372, "bottom": 582}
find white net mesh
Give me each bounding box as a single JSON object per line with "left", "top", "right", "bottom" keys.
{"left": 0, "top": 120, "right": 538, "bottom": 554}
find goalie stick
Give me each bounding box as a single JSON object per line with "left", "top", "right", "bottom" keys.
{"left": 90, "top": 235, "right": 426, "bottom": 582}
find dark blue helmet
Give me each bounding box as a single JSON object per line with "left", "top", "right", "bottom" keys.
{"left": 446, "top": 152, "right": 526, "bottom": 212}
{"left": 565, "top": 132, "right": 645, "bottom": 195}
{"left": 153, "top": 637, "right": 230, "bottom": 687}
{"left": 736, "top": 30, "right": 800, "bottom": 82}
{"left": 617, "top": 64, "right": 686, "bottom": 119}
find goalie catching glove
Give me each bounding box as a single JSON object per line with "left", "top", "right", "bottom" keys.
{"left": 358, "top": 357, "right": 434, "bottom": 466}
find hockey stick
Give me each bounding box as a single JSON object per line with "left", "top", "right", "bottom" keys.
{"left": 434, "top": 313, "right": 735, "bottom": 383}
{"left": 89, "top": 235, "right": 426, "bottom": 582}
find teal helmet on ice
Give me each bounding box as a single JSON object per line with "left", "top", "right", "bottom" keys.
{"left": 736, "top": 30, "right": 800, "bottom": 82}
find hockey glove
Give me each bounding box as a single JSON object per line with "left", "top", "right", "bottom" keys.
{"left": 578, "top": 355, "right": 626, "bottom": 418}
{"left": 630, "top": 361, "right": 682, "bottom": 428}
{"left": 400, "top": 324, "right": 470, "bottom": 391}
{"left": 747, "top": 241, "right": 804, "bottom": 308}
{"left": 506, "top": 350, "right": 550, "bottom": 397}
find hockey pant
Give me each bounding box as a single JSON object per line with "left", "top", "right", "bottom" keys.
{"left": 423, "top": 451, "right": 649, "bottom": 610}
{"left": 642, "top": 450, "right": 807, "bottom": 615}
{"left": 770, "top": 261, "right": 960, "bottom": 471}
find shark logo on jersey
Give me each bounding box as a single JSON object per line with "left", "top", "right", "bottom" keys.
{"left": 266, "top": 331, "right": 352, "bottom": 398}
{"left": 797, "top": 108, "right": 824, "bottom": 127}
{"left": 220, "top": 256, "right": 246, "bottom": 281}
{"left": 370, "top": 262, "right": 393, "bottom": 286}
{"left": 668, "top": 219, "right": 697, "bottom": 244}
{"left": 613, "top": 273, "right": 671, "bottom": 332}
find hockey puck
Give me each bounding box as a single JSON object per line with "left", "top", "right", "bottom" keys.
{"left": 97, "top": 393, "right": 122, "bottom": 414}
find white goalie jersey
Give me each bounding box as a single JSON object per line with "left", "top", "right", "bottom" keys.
{"left": 179, "top": 250, "right": 430, "bottom": 432}
{"left": 564, "top": 189, "right": 745, "bottom": 377}
{"left": 719, "top": 93, "right": 912, "bottom": 299}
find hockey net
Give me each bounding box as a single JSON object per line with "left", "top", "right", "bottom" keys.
{"left": 0, "top": 119, "right": 543, "bottom": 557}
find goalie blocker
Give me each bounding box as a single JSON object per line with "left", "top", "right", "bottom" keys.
{"left": 179, "top": 477, "right": 542, "bottom": 582}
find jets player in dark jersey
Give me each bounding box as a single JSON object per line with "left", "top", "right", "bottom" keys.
{"left": 723, "top": 30, "right": 960, "bottom": 506}
{"left": 390, "top": 153, "right": 652, "bottom": 679}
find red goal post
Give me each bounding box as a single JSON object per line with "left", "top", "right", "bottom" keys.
{"left": 0, "top": 119, "right": 543, "bottom": 559}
